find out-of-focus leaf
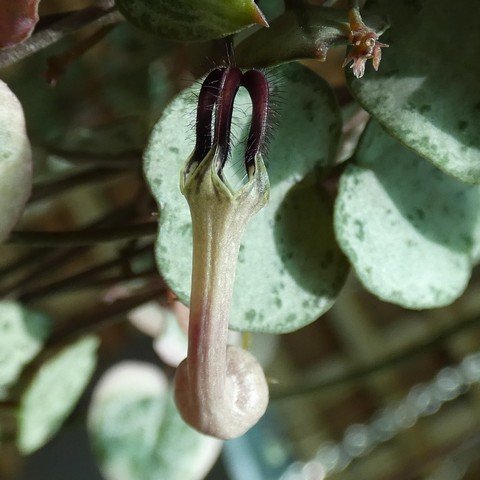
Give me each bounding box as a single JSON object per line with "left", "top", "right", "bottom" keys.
{"left": 335, "top": 121, "right": 480, "bottom": 309}
{"left": 0, "top": 80, "right": 32, "bottom": 241}
{"left": 4, "top": 24, "right": 170, "bottom": 157}
{"left": 145, "top": 63, "right": 348, "bottom": 333}
{"left": 153, "top": 309, "right": 188, "bottom": 367}
{"left": 88, "top": 362, "right": 222, "bottom": 480}
{"left": 0, "top": 0, "right": 40, "bottom": 49}
{"left": 348, "top": 0, "right": 480, "bottom": 184}
{"left": 0, "top": 302, "right": 51, "bottom": 399}
{"left": 115, "top": 0, "right": 267, "bottom": 41}
{"left": 129, "top": 302, "right": 165, "bottom": 338}
{"left": 17, "top": 336, "right": 99, "bottom": 454}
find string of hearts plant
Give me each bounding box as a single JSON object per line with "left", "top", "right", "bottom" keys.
{"left": 1, "top": 0, "right": 480, "bottom": 478}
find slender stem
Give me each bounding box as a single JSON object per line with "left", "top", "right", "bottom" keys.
{"left": 0, "top": 247, "right": 87, "bottom": 298}
{"left": 9, "top": 285, "right": 167, "bottom": 400}
{"left": 0, "top": 2, "right": 122, "bottom": 69}
{"left": 47, "top": 285, "right": 166, "bottom": 346}
{"left": 23, "top": 269, "right": 158, "bottom": 302}
{"left": 7, "top": 222, "right": 157, "bottom": 247}
{"left": 45, "top": 148, "right": 142, "bottom": 169}
{"left": 30, "top": 167, "right": 136, "bottom": 204}
{"left": 225, "top": 35, "right": 236, "bottom": 65}
{"left": 0, "top": 249, "right": 55, "bottom": 278}
{"left": 0, "top": 202, "right": 138, "bottom": 293}
{"left": 271, "top": 313, "right": 480, "bottom": 400}
{"left": 45, "top": 23, "right": 116, "bottom": 86}
{"left": 19, "top": 243, "right": 154, "bottom": 302}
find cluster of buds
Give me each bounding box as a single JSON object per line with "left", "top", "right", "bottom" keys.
{"left": 343, "top": 7, "right": 389, "bottom": 78}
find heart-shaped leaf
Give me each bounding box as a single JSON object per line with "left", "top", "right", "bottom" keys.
{"left": 0, "top": 0, "right": 40, "bottom": 49}
{"left": 144, "top": 63, "right": 348, "bottom": 333}
{"left": 348, "top": 0, "right": 480, "bottom": 184}
{"left": 335, "top": 121, "right": 480, "bottom": 309}
{"left": 115, "top": 0, "right": 267, "bottom": 41}
{"left": 0, "top": 302, "right": 51, "bottom": 399}
{"left": 17, "top": 336, "right": 99, "bottom": 454}
{"left": 0, "top": 80, "right": 32, "bottom": 242}
{"left": 88, "top": 362, "right": 222, "bottom": 480}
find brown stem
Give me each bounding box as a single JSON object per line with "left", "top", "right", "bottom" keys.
{"left": 271, "top": 312, "right": 480, "bottom": 400}
{"left": 19, "top": 243, "right": 154, "bottom": 302}
{"left": 47, "top": 285, "right": 167, "bottom": 346}
{"left": 45, "top": 23, "right": 116, "bottom": 86}
{"left": 0, "top": 202, "right": 138, "bottom": 294}
{"left": 0, "top": 2, "right": 123, "bottom": 69}
{"left": 7, "top": 222, "right": 157, "bottom": 247}
{"left": 30, "top": 167, "right": 136, "bottom": 204}
{"left": 44, "top": 148, "right": 143, "bottom": 169}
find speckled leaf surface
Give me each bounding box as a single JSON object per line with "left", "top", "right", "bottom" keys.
{"left": 0, "top": 302, "right": 50, "bottom": 399}
{"left": 17, "top": 336, "right": 99, "bottom": 454}
{"left": 348, "top": 0, "right": 480, "bottom": 184}
{"left": 0, "top": 0, "right": 40, "bottom": 48}
{"left": 145, "top": 63, "right": 348, "bottom": 333}
{"left": 115, "top": 0, "right": 265, "bottom": 41}
{"left": 0, "top": 80, "right": 32, "bottom": 242}
{"left": 88, "top": 362, "right": 222, "bottom": 480}
{"left": 335, "top": 121, "right": 480, "bottom": 309}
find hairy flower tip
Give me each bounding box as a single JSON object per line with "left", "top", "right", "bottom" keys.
{"left": 343, "top": 8, "right": 389, "bottom": 78}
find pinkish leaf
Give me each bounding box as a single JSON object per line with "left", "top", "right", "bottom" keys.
{"left": 0, "top": 0, "right": 40, "bottom": 49}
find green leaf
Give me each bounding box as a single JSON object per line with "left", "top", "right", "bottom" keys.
{"left": 0, "top": 302, "right": 51, "bottom": 399}
{"left": 4, "top": 24, "right": 167, "bottom": 154}
{"left": 115, "top": 0, "right": 267, "bottom": 41}
{"left": 335, "top": 121, "right": 480, "bottom": 309}
{"left": 17, "top": 336, "right": 99, "bottom": 454}
{"left": 144, "top": 63, "right": 348, "bottom": 333}
{"left": 0, "top": 80, "right": 32, "bottom": 242}
{"left": 348, "top": 0, "right": 480, "bottom": 184}
{"left": 88, "top": 362, "right": 222, "bottom": 480}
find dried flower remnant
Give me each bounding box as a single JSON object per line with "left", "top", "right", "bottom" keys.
{"left": 174, "top": 68, "right": 271, "bottom": 439}
{"left": 0, "top": 0, "right": 40, "bottom": 49}
{"left": 343, "top": 6, "right": 388, "bottom": 78}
